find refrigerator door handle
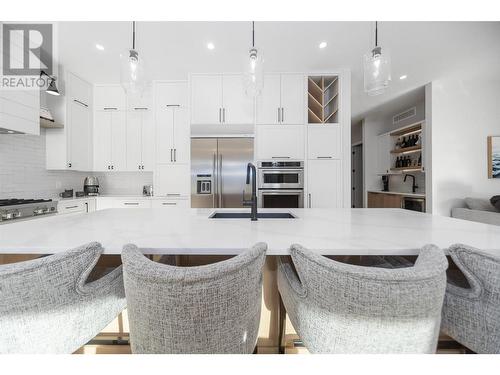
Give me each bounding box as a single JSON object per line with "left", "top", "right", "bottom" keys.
{"left": 212, "top": 153, "right": 217, "bottom": 208}
{"left": 219, "top": 154, "right": 223, "bottom": 208}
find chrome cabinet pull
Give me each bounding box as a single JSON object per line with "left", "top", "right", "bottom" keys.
{"left": 166, "top": 104, "right": 180, "bottom": 107}
{"left": 281, "top": 107, "right": 284, "bottom": 123}
{"left": 308, "top": 193, "right": 312, "bottom": 208}
{"left": 166, "top": 193, "right": 181, "bottom": 196}
{"left": 162, "top": 202, "right": 177, "bottom": 206}
{"left": 65, "top": 205, "right": 78, "bottom": 209}
{"left": 174, "top": 149, "right": 177, "bottom": 162}
{"left": 170, "top": 149, "right": 173, "bottom": 163}
{"left": 133, "top": 107, "right": 148, "bottom": 110}
{"left": 73, "top": 99, "right": 88, "bottom": 108}
{"left": 124, "top": 202, "right": 139, "bottom": 205}
{"left": 271, "top": 156, "right": 290, "bottom": 159}
{"left": 103, "top": 107, "right": 117, "bottom": 110}
{"left": 219, "top": 108, "right": 222, "bottom": 123}
{"left": 277, "top": 107, "right": 280, "bottom": 123}
{"left": 223, "top": 108, "right": 226, "bottom": 123}
{"left": 317, "top": 156, "right": 333, "bottom": 159}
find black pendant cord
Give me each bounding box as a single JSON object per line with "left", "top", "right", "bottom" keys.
{"left": 375, "top": 21, "right": 378, "bottom": 48}
{"left": 132, "top": 21, "right": 136, "bottom": 50}
{"left": 252, "top": 21, "right": 255, "bottom": 48}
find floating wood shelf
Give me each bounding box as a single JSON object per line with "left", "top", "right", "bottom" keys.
{"left": 307, "top": 75, "right": 339, "bottom": 124}
{"left": 390, "top": 122, "right": 422, "bottom": 137}
{"left": 390, "top": 166, "right": 423, "bottom": 172}
{"left": 390, "top": 145, "right": 422, "bottom": 154}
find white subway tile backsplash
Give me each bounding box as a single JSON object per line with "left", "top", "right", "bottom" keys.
{"left": 0, "top": 129, "right": 153, "bottom": 199}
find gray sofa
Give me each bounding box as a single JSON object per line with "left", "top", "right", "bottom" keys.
{"left": 451, "top": 197, "right": 500, "bottom": 226}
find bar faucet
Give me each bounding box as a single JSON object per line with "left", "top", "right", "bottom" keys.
{"left": 404, "top": 174, "right": 418, "bottom": 193}
{"left": 243, "top": 163, "right": 258, "bottom": 221}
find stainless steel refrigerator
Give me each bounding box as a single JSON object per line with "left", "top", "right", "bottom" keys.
{"left": 191, "top": 137, "right": 254, "bottom": 208}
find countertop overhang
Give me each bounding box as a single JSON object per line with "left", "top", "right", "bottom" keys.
{"left": 1, "top": 208, "right": 499, "bottom": 256}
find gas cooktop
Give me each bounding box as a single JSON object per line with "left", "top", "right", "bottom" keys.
{"left": 0, "top": 198, "right": 58, "bottom": 222}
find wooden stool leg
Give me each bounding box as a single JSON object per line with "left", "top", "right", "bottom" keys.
{"left": 278, "top": 295, "right": 286, "bottom": 354}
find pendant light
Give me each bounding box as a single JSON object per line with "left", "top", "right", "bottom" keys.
{"left": 120, "top": 21, "right": 145, "bottom": 94}
{"left": 363, "top": 21, "right": 391, "bottom": 96}
{"left": 244, "top": 21, "right": 264, "bottom": 97}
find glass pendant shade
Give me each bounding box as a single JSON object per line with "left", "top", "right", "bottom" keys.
{"left": 244, "top": 47, "right": 264, "bottom": 97}
{"left": 120, "top": 48, "right": 145, "bottom": 95}
{"left": 363, "top": 46, "right": 391, "bottom": 96}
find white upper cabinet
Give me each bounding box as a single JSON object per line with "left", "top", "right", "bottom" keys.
{"left": 94, "top": 85, "right": 126, "bottom": 111}
{"left": 256, "top": 74, "right": 304, "bottom": 125}
{"left": 93, "top": 110, "right": 127, "bottom": 171}
{"left": 126, "top": 108, "right": 154, "bottom": 171}
{"left": 256, "top": 125, "right": 305, "bottom": 160}
{"left": 221, "top": 74, "right": 254, "bottom": 124}
{"left": 377, "top": 133, "right": 392, "bottom": 175}
{"left": 46, "top": 72, "right": 92, "bottom": 170}
{"left": 307, "top": 159, "right": 343, "bottom": 208}
{"left": 280, "top": 74, "right": 304, "bottom": 125}
{"left": 155, "top": 82, "right": 189, "bottom": 164}
{"left": 307, "top": 125, "right": 342, "bottom": 160}
{"left": 191, "top": 74, "right": 254, "bottom": 125}
{"left": 191, "top": 75, "right": 222, "bottom": 125}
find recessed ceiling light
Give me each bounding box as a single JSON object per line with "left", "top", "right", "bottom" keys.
{"left": 95, "top": 44, "right": 104, "bottom": 51}
{"left": 207, "top": 42, "right": 215, "bottom": 50}
{"left": 7, "top": 130, "right": 15, "bottom": 134}
{"left": 399, "top": 75, "right": 408, "bottom": 80}
{"left": 319, "top": 41, "right": 327, "bottom": 49}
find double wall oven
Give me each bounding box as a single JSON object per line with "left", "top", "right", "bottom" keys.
{"left": 258, "top": 161, "right": 304, "bottom": 208}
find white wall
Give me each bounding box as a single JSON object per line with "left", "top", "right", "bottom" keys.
{"left": 0, "top": 131, "right": 151, "bottom": 199}
{"left": 362, "top": 100, "right": 426, "bottom": 206}
{"left": 426, "top": 75, "right": 500, "bottom": 216}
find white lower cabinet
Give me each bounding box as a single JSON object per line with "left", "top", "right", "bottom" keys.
{"left": 307, "top": 125, "right": 342, "bottom": 160}
{"left": 112, "top": 199, "right": 152, "bottom": 208}
{"left": 58, "top": 199, "right": 95, "bottom": 215}
{"left": 155, "top": 164, "right": 191, "bottom": 198}
{"left": 152, "top": 199, "right": 190, "bottom": 208}
{"left": 307, "top": 159, "right": 343, "bottom": 208}
{"left": 256, "top": 125, "right": 305, "bottom": 160}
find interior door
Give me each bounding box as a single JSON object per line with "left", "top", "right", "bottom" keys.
{"left": 190, "top": 138, "right": 218, "bottom": 208}
{"left": 280, "top": 74, "right": 304, "bottom": 125}
{"left": 218, "top": 138, "right": 254, "bottom": 208}
{"left": 256, "top": 74, "right": 281, "bottom": 124}
{"left": 222, "top": 74, "right": 254, "bottom": 124}
{"left": 156, "top": 106, "right": 175, "bottom": 164}
{"left": 191, "top": 75, "right": 223, "bottom": 125}
{"left": 111, "top": 111, "right": 127, "bottom": 170}
{"left": 173, "top": 106, "right": 190, "bottom": 164}
{"left": 126, "top": 111, "right": 143, "bottom": 171}
{"left": 93, "top": 111, "right": 112, "bottom": 171}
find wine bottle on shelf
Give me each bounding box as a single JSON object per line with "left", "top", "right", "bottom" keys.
{"left": 401, "top": 137, "right": 407, "bottom": 148}
{"left": 415, "top": 134, "right": 421, "bottom": 146}
{"left": 418, "top": 154, "right": 422, "bottom": 166}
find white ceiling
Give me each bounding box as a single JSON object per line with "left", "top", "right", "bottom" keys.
{"left": 56, "top": 21, "right": 500, "bottom": 122}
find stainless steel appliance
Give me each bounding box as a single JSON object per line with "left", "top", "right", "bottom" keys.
{"left": 402, "top": 197, "right": 426, "bottom": 212}
{"left": 257, "top": 161, "right": 304, "bottom": 208}
{"left": 0, "top": 199, "right": 58, "bottom": 223}
{"left": 83, "top": 176, "right": 100, "bottom": 196}
{"left": 143, "top": 185, "right": 153, "bottom": 196}
{"left": 191, "top": 137, "right": 254, "bottom": 208}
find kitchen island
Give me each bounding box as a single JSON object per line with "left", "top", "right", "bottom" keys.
{"left": 1, "top": 208, "right": 500, "bottom": 255}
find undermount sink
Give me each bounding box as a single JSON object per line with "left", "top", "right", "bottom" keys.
{"left": 209, "top": 212, "right": 296, "bottom": 219}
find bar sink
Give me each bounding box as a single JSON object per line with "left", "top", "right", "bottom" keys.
{"left": 209, "top": 212, "right": 296, "bottom": 219}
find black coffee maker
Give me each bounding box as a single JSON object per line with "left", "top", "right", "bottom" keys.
{"left": 381, "top": 175, "right": 390, "bottom": 192}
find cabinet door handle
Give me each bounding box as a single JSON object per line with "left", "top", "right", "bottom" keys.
{"left": 162, "top": 202, "right": 177, "bottom": 206}
{"left": 166, "top": 104, "right": 180, "bottom": 107}
{"left": 170, "top": 149, "right": 173, "bottom": 163}
{"left": 223, "top": 108, "right": 226, "bottom": 123}
{"left": 317, "top": 156, "right": 333, "bottom": 159}
{"left": 68, "top": 163, "right": 72, "bottom": 168}
{"left": 73, "top": 99, "right": 88, "bottom": 108}
{"left": 134, "top": 107, "right": 148, "bottom": 110}
{"left": 271, "top": 156, "right": 290, "bottom": 159}
{"left": 219, "top": 108, "right": 222, "bottom": 123}
{"left": 166, "top": 193, "right": 181, "bottom": 196}
{"left": 103, "top": 107, "right": 117, "bottom": 110}
{"left": 277, "top": 107, "right": 280, "bottom": 123}
{"left": 123, "top": 202, "right": 139, "bottom": 205}
{"left": 111, "top": 165, "right": 114, "bottom": 170}
{"left": 281, "top": 107, "right": 284, "bottom": 123}
{"left": 65, "top": 205, "right": 78, "bottom": 209}
{"left": 174, "top": 149, "right": 177, "bottom": 162}
{"left": 308, "top": 193, "right": 312, "bottom": 208}
{"left": 107, "top": 165, "right": 110, "bottom": 170}
{"left": 138, "top": 165, "right": 141, "bottom": 170}
{"left": 84, "top": 202, "right": 88, "bottom": 213}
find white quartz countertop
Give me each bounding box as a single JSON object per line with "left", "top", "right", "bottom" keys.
{"left": 1, "top": 208, "right": 500, "bottom": 256}
{"left": 367, "top": 191, "right": 426, "bottom": 198}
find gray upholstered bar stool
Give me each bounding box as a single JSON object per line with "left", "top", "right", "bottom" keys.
{"left": 121, "top": 243, "right": 267, "bottom": 354}
{"left": 0, "top": 242, "right": 126, "bottom": 354}
{"left": 277, "top": 244, "right": 448, "bottom": 353}
{"left": 441, "top": 244, "right": 500, "bottom": 354}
